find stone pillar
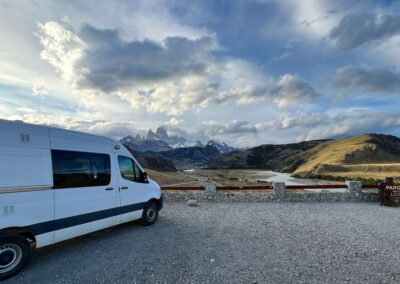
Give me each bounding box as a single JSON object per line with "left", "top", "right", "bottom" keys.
{"left": 205, "top": 183, "right": 217, "bottom": 194}
{"left": 273, "top": 182, "right": 286, "bottom": 195}
{"left": 346, "top": 181, "right": 362, "bottom": 194}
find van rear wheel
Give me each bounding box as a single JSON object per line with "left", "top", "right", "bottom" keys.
{"left": 0, "top": 234, "right": 31, "bottom": 280}
{"left": 141, "top": 201, "right": 159, "bottom": 226}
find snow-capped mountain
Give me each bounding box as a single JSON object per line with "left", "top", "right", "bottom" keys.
{"left": 206, "top": 140, "right": 235, "bottom": 153}
{"left": 120, "top": 134, "right": 173, "bottom": 152}
{"left": 120, "top": 127, "right": 235, "bottom": 153}
{"left": 145, "top": 127, "right": 187, "bottom": 148}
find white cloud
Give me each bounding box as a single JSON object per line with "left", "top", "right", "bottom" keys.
{"left": 74, "top": 120, "right": 141, "bottom": 138}
{"left": 202, "top": 120, "right": 258, "bottom": 137}
{"left": 270, "top": 74, "right": 320, "bottom": 107}
{"left": 262, "top": 0, "right": 344, "bottom": 42}
{"left": 119, "top": 75, "right": 220, "bottom": 116}
{"left": 329, "top": 12, "right": 400, "bottom": 50}
{"left": 366, "top": 36, "right": 400, "bottom": 68}
{"left": 333, "top": 66, "right": 400, "bottom": 94}
{"left": 36, "top": 21, "right": 320, "bottom": 117}
{"left": 2, "top": 1, "right": 398, "bottom": 147}
{"left": 32, "top": 79, "right": 49, "bottom": 96}
{"left": 15, "top": 113, "right": 141, "bottom": 139}
{"left": 166, "top": 117, "right": 184, "bottom": 126}
{"left": 257, "top": 110, "right": 400, "bottom": 141}
{"left": 271, "top": 51, "right": 291, "bottom": 62}
{"left": 255, "top": 112, "right": 328, "bottom": 132}
{"left": 37, "top": 21, "right": 86, "bottom": 84}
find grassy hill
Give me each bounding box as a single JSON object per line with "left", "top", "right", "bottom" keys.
{"left": 294, "top": 134, "right": 400, "bottom": 177}
{"left": 210, "top": 139, "right": 328, "bottom": 172}
{"left": 211, "top": 134, "right": 400, "bottom": 181}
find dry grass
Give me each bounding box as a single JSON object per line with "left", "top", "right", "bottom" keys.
{"left": 294, "top": 135, "right": 400, "bottom": 180}
{"left": 193, "top": 169, "right": 271, "bottom": 186}
{"left": 145, "top": 169, "right": 269, "bottom": 187}
{"left": 306, "top": 163, "right": 400, "bottom": 180}
{"left": 326, "top": 171, "right": 400, "bottom": 180}
{"left": 295, "top": 135, "right": 372, "bottom": 173}
{"left": 343, "top": 163, "right": 400, "bottom": 172}
{"left": 145, "top": 169, "right": 196, "bottom": 186}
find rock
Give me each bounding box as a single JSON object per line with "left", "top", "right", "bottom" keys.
{"left": 187, "top": 199, "right": 198, "bottom": 207}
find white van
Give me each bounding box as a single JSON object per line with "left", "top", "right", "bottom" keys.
{"left": 0, "top": 119, "right": 163, "bottom": 280}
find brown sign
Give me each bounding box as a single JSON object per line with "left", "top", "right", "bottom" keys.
{"left": 379, "top": 178, "right": 400, "bottom": 206}
{"left": 386, "top": 185, "right": 400, "bottom": 200}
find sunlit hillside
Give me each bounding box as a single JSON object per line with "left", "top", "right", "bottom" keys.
{"left": 213, "top": 134, "right": 400, "bottom": 181}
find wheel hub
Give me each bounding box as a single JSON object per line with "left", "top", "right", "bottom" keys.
{"left": 0, "top": 244, "right": 22, "bottom": 273}
{"left": 0, "top": 251, "right": 14, "bottom": 265}
{"left": 147, "top": 208, "right": 156, "bottom": 221}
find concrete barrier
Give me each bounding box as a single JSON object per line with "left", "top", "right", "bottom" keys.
{"left": 162, "top": 180, "right": 379, "bottom": 203}
{"left": 273, "top": 182, "right": 286, "bottom": 195}
{"left": 205, "top": 183, "right": 217, "bottom": 194}
{"left": 346, "top": 181, "right": 362, "bottom": 194}
{"left": 163, "top": 191, "right": 378, "bottom": 203}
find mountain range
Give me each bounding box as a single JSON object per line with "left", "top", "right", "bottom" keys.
{"left": 144, "top": 145, "right": 221, "bottom": 169}
{"left": 124, "top": 146, "right": 177, "bottom": 172}
{"left": 120, "top": 127, "right": 235, "bottom": 153}
{"left": 122, "top": 130, "right": 400, "bottom": 181}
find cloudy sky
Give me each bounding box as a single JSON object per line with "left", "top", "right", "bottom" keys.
{"left": 1, "top": 0, "right": 400, "bottom": 146}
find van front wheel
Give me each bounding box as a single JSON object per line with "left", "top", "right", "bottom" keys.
{"left": 0, "top": 234, "right": 31, "bottom": 280}
{"left": 141, "top": 201, "right": 159, "bottom": 226}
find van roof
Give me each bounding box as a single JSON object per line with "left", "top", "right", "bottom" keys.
{"left": 0, "top": 119, "right": 117, "bottom": 144}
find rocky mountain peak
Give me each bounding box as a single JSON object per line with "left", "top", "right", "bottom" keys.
{"left": 121, "top": 127, "right": 235, "bottom": 153}
{"left": 146, "top": 129, "right": 156, "bottom": 140}
{"left": 156, "top": 127, "right": 169, "bottom": 140}
{"left": 206, "top": 140, "right": 235, "bottom": 153}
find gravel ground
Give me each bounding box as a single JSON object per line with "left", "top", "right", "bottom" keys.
{"left": 6, "top": 202, "right": 400, "bottom": 284}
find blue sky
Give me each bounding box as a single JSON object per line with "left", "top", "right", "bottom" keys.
{"left": 0, "top": 0, "right": 400, "bottom": 146}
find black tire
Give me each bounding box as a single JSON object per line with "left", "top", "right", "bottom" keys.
{"left": 141, "top": 201, "right": 159, "bottom": 226}
{"left": 0, "top": 234, "right": 31, "bottom": 280}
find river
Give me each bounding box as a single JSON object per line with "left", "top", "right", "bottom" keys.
{"left": 257, "top": 171, "right": 320, "bottom": 186}
{"left": 255, "top": 171, "right": 346, "bottom": 192}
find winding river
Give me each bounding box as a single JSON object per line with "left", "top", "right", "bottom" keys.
{"left": 256, "top": 171, "right": 346, "bottom": 192}
{"left": 258, "top": 171, "right": 320, "bottom": 186}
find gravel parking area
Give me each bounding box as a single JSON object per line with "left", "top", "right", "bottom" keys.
{"left": 6, "top": 202, "right": 400, "bottom": 283}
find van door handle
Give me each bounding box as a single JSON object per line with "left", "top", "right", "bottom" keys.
{"left": 105, "top": 187, "right": 114, "bottom": 191}
{"left": 120, "top": 186, "right": 128, "bottom": 190}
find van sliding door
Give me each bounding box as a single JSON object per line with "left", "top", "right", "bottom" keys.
{"left": 51, "top": 148, "right": 119, "bottom": 243}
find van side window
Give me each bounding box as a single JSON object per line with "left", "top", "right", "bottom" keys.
{"left": 52, "top": 150, "right": 111, "bottom": 189}
{"left": 118, "top": 156, "right": 146, "bottom": 183}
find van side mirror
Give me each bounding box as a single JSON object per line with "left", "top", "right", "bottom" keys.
{"left": 142, "top": 172, "right": 149, "bottom": 183}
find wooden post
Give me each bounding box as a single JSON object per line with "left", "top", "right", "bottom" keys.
{"left": 378, "top": 182, "right": 385, "bottom": 206}
{"left": 381, "top": 177, "right": 395, "bottom": 206}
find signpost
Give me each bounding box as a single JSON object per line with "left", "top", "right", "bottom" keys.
{"left": 379, "top": 177, "right": 400, "bottom": 206}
